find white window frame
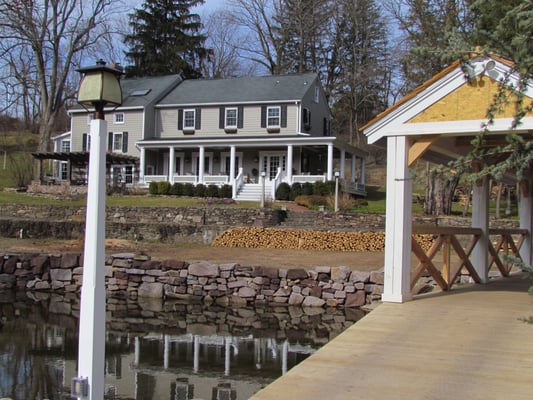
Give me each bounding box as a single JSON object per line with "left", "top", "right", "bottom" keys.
{"left": 60, "top": 162, "right": 68, "bottom": 180}
{"left": 267, "top": 106, "right": 281, "bottom": 128}
{"left": 114, "top": 112, "right": 125, "bottom": 124}
{"left": 112, "top": 132, "right": 124, "bottom": 153}
{"left": 61, "top": 139, "right": 71, "bottom": 153}
{"left": 183, "top": 109, "right": 196, "bottom": 129}
{"left": 225, "top": 107, "right": 238, "bottom": 128}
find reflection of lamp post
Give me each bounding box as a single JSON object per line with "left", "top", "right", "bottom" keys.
{"left": 73, "top": 60, "right": 122, "bottom": 400}
{"left": 261, "top": 171, "right": 266, "bottom": 208}
{"left": 334, "top": 171, "right": 340, "bottom": 212}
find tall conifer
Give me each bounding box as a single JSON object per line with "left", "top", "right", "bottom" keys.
{"left": 124, "top": 0, "right": 209, "bottom": 78}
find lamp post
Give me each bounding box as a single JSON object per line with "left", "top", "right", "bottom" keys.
{"left": 261, "top": 171, "right": 266, "bottom": 208}
{"left": 334, "top": 171, "right": 340, "bottom": 212}
{"left": 73, "top": 60, "right": 122, "bottom": 400}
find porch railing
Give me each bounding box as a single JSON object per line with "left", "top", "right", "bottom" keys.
{"left": 233, "top": 168, "right": 244, "bottom": 199}
{"left": 291, "top": 174, "right": 326, "bottom": 184}
{"left": 410, "top": 225, "right": 526, "bottom": 292}
{"left": 144, "top": 175, "right": 168, "bottom": 183}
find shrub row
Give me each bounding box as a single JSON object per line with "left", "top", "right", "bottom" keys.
{"left": 148, "top": 181, "right": 233, "bottom": 198}
{"left": 275, "top": 181, "right": 336, "bottom": 201}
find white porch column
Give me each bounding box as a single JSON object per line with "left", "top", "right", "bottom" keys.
{"left": 230, "top": 145, "right": 236, "bottom": 184}
{"left": 382, "top": 136, "right": 412, "bottom": 303}
{"left": 360, "top": 158, "right": 366, "bottom": 185}
{"left": 472, "top": 176, "right": 490, "bottom": 283}
{"left": 327, "top": 143, "right": 333, "bottom": 180}
{"left": 351, "top": 155, "right": 356, "bottom": 183}
{"left": 340, "top": 150, "right": 346, "bottom": 178}
{"left": 287, "top": 144, "right": 293, "bottom": 183}
{"left": 139, "top": 147, "right": 145, "bottom": 183}
{"left": 168, "top": 147, "right": 175, "bottom": 183}
{"left": 519, "top": 179, "right": 533, "bottom": 266}
{"left": 198, "top": 145, "right": 205, "bottom": 183}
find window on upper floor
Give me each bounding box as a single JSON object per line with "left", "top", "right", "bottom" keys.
{"left": 225, "top": 108, "right": 238, "bottom": 128}
{"left": 108, "top": 131, "right": 128, "bottom": 153}
{"left": 303, "top": 107, "right": 311, "bottom": 131}
{"left": 61, "top": 139, "right": 71, "bottom": 153}
{"left": 82, "top": 133, "right": 91, "bottom": 151}
{"left": 183, "top": 109, "right": 196, "bottom": 129}
{"left": 178, "top": 108, "right": 201, "bottom": 133}
{"left": 113, "top": 132, "right": 123, "bottom": 152}
{"left": 114, "top": 112, "right": 124, "bottom": 124}
{"left": 314, "top": 86, "right": 320, "bottom": 103}
{"left": 267, "top": 106, "right": 281, "bottom": 128}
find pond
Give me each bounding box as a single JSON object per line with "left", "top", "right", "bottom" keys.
{"left": 0, "top": 291, "right": 365, "bottom": 400}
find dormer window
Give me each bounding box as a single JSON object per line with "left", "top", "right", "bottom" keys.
{"left": 314, "top": 86, "right": 320, "bottom": 103}
{"left": 303, "top": 107, "right": 311, "bottom": 131}
{"left": 114, "top": 112, "right": 124, "bottom": 124}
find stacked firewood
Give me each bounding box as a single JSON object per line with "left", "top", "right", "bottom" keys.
{"left": 212, "top": 227, "right": 434, "bottom": 252}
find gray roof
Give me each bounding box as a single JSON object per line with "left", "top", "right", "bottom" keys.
{"left": 159, "top": 73, "right": 319, "bottom": 106}
{"left": 120, "top": 74, "right": 182, "bottom": 107}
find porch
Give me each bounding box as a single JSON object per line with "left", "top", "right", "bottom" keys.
{"left": 137, "top": 136, "right": 368, "bottom": 200}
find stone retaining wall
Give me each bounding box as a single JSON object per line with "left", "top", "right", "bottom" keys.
{"left": 0, "top": 252, "right": 384, "bottom": 308}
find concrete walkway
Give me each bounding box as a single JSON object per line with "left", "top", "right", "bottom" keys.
{"left": 251, "top": 273, "right": 533, "bottom": 400}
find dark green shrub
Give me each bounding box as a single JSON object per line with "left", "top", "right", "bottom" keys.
{"left": 326, "top": 180, "right": 336, "bottom": 194}
{"left": 313, "top": 181, "right": 330, "bottom": 196}
{"left": 170, "top": 182, "right": 184, "bottom": 196}
{"left": 206, "top": 184, "right": 219, "bottom": 198}
{"left": 219, "top": 184, "right": 233, "bottom": 199}
{"left": 157, "top": 181, "right": 171, "bottom": 195}
{"left": 302, "top": 182, "right": 314, "bottom": 195}
{"left": 290, "top": 182, "right": 303, "bottom": 201}
{"left": 183, "top": 183, "right": 195, "bottom": 196}
{"left": 193, "top": 183, "right": 206, "bottom": 197}
{"left": 148, "top": 181, "right": 158, "bottom": 195}
{"left": 275, "top": 182, "right": 291, "bottom": 200}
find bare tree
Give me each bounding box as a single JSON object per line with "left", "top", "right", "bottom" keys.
{"left": 0, "top": 0, "right": 124, "bottom": 151}
{"left": 201, "top": 10, "right": 258, "bottom": 78}
{"left": 226, "top": 0, "right": 288, "bottom": 74}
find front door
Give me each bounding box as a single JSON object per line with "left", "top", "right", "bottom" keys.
{"left": 262, "top": 153, "right": 286, "bottom": 180}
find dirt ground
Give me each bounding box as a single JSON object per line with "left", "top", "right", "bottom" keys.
{"left": 0, "top": 237, "right": 385, "bottom": 271}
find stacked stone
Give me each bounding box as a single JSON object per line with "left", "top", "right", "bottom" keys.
{"left": 0, "top": 252, "right": 385, "bottom": 308}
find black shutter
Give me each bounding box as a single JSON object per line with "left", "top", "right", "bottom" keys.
{"left": 281, "top": 105, "right": 287, "bottom": 128}
{"left": 195, "top": 108, "right": 201, "bottom": 129}
{"left": 108, "top": 132, "right": 113, "bottom": 151}
{"left": 122, "top": 131, "right": 128, "bottom": 153}
{"left": 178, "top": 109, "right": 183, "bottom": 130}
{"left": 82, "top": 133, "right": 87, "bottom": 151}
{"left": 237, "top": 106, "right": 244, "bottom": 128}
{"left": 219, "top": 107, "right": 225, "bottom": 129}
{"left": 261, "top": 106, "right": 266, "bottom": 128}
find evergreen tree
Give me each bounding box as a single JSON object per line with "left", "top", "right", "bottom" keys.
{"left": 124, "top": 0, "right": 209, "bottom": 78}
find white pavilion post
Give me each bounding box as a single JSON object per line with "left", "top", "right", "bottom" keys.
{"left": 471, "top": 175, "right": 490, "bottom": 283}
{"left": 518, "top": 179, "right": 533, "bottom": 266}
{"left": 382, "top": 136, "right": 412, "bottom": 303}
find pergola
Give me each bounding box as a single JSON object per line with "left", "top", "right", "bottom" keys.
{"left": 363, "top": 53, "right": 533, "bottom": 303}
{"left": 32, "top": 151, "right": 139, "bottom": 185}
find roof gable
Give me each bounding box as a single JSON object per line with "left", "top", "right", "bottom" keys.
{"left": 363, "top": 55, "right": 533, "bottom": 144}
{"left": 159, "top": 73, "right": 319, "bottom": 106}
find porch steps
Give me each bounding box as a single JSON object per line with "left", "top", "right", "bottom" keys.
{"left": 235, "top": 183, "right": 273, "bottom": 201}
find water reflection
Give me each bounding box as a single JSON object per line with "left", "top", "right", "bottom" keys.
{"left": 0, "top": 291, "right": 365, "bottom": 400}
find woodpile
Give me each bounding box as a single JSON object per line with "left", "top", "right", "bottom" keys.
{"left": 212, "top": 227, "right": 434, "bottom": 252}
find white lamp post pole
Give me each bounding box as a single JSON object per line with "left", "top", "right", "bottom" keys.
{"left": 74, "top": 60, "right": 123, "bottom": 400}
{"left": 77, "top": 116, "right": 108, "bottom": 400}
{"left": 334, "top": 171, "right": 340, "bottom": 212}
